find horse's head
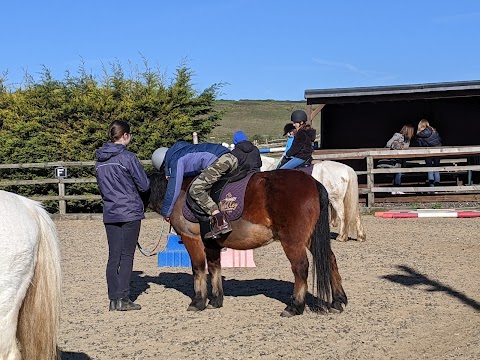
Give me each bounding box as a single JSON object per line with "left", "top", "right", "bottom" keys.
{"left": 147, "top": 166, "right": 167, "bottom": 214}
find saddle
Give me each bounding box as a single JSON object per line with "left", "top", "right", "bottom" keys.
{"left": 278, "top": 156, "right": 313, "bottom": 169}
{"left": 184, "top": 164, "right": 255, "bottom": 223}
{"left": 183, "top": 165, "right": 256, "bottom": 249}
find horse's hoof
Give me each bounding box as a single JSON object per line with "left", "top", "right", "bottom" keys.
{"left": 280, "top": 304, "right": 303, "bottom": 317}
{"left": 336, "top": 235, "right": 348, "bottom": 242}
{"left": 280, "top": 309, "right": 296, "bottom": 317}
{"left": 187, "top": 302, "right": 206, "bottom": 311}
{"left": 330, "top": 301, "right": 345, "bottom": 313}
{"left": 207, "top": 299, "right": 223, "bottom": 309}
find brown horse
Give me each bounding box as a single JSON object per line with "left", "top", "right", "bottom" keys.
{"left": 148, "top": 168, "right": 347, "bottom": 317}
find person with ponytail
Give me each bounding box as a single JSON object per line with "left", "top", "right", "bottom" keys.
{"left": 95, "top": 120, "right": 150, "bottom": 311}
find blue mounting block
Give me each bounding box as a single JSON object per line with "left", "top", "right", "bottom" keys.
{"left": 158, "top": 234, "right": 192, "bottom": 268}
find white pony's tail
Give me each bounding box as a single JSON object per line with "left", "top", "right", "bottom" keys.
{"left": 17, "top": 200, "right": 62, "bottom": 360}
{"left": 343, "top": 166, "right": 360, "bottom": 238}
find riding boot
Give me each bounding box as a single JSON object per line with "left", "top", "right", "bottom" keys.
{"left": 117, "top": 297, "right": 141, "bottom": 311}
{"left": 204, "top": 212, "right": 232, "bottom": 239}
{"left": 109, "top": 299, "right": 118, "bottom": 311}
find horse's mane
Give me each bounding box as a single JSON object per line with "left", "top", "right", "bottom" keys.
{"left": 148, "top": 166, "right": 167, "bottom": 214}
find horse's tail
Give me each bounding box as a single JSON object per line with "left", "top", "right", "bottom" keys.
{"left": 343, "top": 166, "right": 360, "bottom": 238}
{"left": 311, "top": 180, "right": 332, "bottom": 309}
{"left": 17, "top": 202, "right": 61, "bottom": 360}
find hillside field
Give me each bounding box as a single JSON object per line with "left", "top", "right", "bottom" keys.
{"left": 210, "top": 100, "right": 306, "bottom": 144}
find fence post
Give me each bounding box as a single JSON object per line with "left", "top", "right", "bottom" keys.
{"left": 58, "top": 180, "right": 66, "bottom": 215}
{"left": 193, "top": 132, "right": 198, "bottom": 144}
{"left": 366, "top": 156, "right": 375, "bottom": 207}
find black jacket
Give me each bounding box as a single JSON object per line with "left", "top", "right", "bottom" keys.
{"left": 412, "top": 127, "right": 442, "bottom": 147}
{"left": 286, "top": 127, "right": 316, "bottom": 160}
{"left": 231, "top": 140, "right": 262, "bottom": 171}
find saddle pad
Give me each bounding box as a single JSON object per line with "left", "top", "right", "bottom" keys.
{"left": 297, "top": 165, "right": 313, "bottom": 176}
{"left": 182, "top": 172, "right": 256, "bottom": 223}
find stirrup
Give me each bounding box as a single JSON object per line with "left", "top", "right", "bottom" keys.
{"left": 204, "top": 230, "right": 221, "bottom": 240}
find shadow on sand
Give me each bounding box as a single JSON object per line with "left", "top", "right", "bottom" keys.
{"left": 383, "top": 265, "right": 480, "bottom": 311}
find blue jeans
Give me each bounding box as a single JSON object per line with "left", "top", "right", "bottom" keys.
{"left": 394, "top": 173, "right": 402, "bottom": 186}
{"left": 425, "top": 157, "right": 440, "bottom": 183}
{"left": 105, "top": 220, "right": 141, "bottom": 300}
{"left": 280, "top": 157, "right": 306, "bottom": 169}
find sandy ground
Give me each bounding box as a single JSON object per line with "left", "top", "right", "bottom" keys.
{"left": 57, "top": 215, "right": 480, "bottom": 360}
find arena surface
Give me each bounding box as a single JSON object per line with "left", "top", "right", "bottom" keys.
{"left": 57, "top": 215, "right": 480, "bottom": 359}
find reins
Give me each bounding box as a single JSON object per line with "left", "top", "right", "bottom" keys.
{"left": 136, "top": 218, "right": 169, "bottom": 257}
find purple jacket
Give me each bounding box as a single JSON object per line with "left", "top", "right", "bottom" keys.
{"left": 95, "top": 143, "right": 150, "bottom": 223}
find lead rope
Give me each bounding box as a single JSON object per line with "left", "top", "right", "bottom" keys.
{"left": 136, "top": 218, "right": 168, "bottom": 257}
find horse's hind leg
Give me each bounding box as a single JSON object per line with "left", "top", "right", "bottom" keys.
{"left": 356, "top": 212, "right": 367, "bottom": 242}
{"left": 183, "top": 236, "right": 209, "bottom": 312}
{"left": 0, "top": 311, "right": 22, "bottom": 360}
{"left": 280, "top": 245, "right": 309, "bottom": 317}
{"left": 205, "top": 248, "right": 223, "bottom": 309}
{"left": 0, "top": 260, "right": 34, "bottom": 359}
{"left": 331, "top": 198, "right": 348, "bottom": 242}
{"left": 329, "top": 250, "right": 348, "bottom": 312}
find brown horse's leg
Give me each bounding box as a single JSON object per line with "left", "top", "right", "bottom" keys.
{"left": 205, "top": 248, "right": 223, "bottom": 309}
{"left": 182, "top": 235, "right": 208, "bottom": 311}
{"left": 329, "top": 250, "right": 348, "bottom": 312}
{"left": 280, "top": 245, "right": 309, "bottom": 317}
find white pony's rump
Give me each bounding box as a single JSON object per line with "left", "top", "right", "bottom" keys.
{"left": 0, "top": 190, "right": 61, "bottom": 360}
{"left": 261, "top": 156, "right": 366, "bottom": 242}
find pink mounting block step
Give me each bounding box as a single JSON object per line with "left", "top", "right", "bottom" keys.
{"left": 375, "top": 209, "right": 480, "bottom": 218}
{"left": 221, "top": 248, "right": 256, "bottom": 268}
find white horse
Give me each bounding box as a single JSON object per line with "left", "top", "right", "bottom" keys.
{"left": 0, "top": 190, "right": 61, "bottom": 360}
{"left": 261, "top": 155, "right": 366, "bottom": 242}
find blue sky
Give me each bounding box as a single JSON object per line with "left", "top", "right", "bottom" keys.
{"left": 2, "top": 1, "right": 480, "bottom": 100}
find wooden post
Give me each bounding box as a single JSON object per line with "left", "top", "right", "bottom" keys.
{"left": 366, "top": 156, "right": 374, "bottom": 207}
{"left": 58, "top": 180, "right": 66, "bottom": 215}
{"left": 307, "top": 104, "right": 325, "bottom": 148}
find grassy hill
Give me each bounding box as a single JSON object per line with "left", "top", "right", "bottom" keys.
{"left": 210, "top": 100, "right": 306, "bottom": 144}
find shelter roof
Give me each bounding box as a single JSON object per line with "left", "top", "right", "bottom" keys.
{"left": 305, "top": 80, "right": 480, "bottom": 104}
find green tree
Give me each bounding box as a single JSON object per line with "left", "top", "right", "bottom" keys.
{"left": 0, "top": 59, "right": 224, "bottom": 212}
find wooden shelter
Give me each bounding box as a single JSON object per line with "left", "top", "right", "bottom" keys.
{"left": 304, "top": 80, "right": 480, "bottom": 149}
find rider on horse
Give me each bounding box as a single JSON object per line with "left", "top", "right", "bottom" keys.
{"left": 231, "top": 131, "right": 262, "bottom": 172}
{"left": 279, "top": 110, "right": 316, "bottom": 169}
{"left": 152, "top": 141, "right": 238, "bottom": 239}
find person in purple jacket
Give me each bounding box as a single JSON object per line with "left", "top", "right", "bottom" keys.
{"left": 151, "top": 141, "right": 238, "bottom": 239}
{"left": 95, "top": 120, "right": 150, "bottom": 312}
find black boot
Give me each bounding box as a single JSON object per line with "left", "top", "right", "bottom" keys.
{"left": 204, "top": 212, "right": 232, "bottom": 239}
{"left": 109, "top": 299, "right": 118, "bottom": 311}
{"left": 117, "top": 297, "right": 141, "bottom": 311}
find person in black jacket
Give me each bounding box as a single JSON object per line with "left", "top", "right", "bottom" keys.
{"left": 412, "top": 119, "right": 442, "bottom": 186}
{"left": 95, "top": 120, "right": 150, "bottom": 311}
{"left": 280, "top": 110, "right": 316, "bottom": 169}
{"left": 231, "top": 131, "right": 262, "bottom": 171}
